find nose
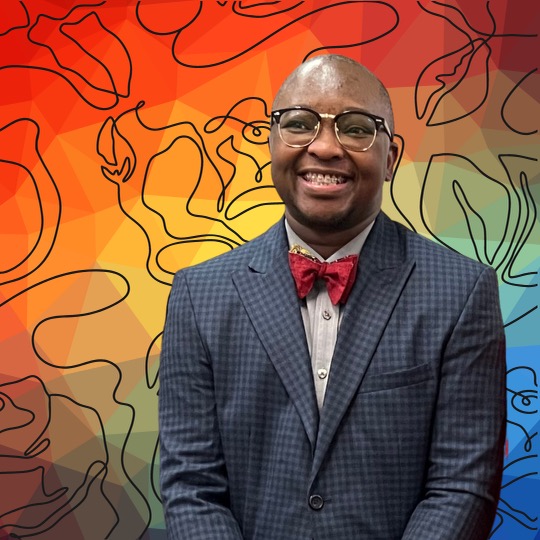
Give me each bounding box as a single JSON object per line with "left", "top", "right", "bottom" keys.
{"left": 306, "top": 122, "right": 345, "bottom": 160}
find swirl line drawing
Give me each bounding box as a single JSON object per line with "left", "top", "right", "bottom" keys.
{"left": 501, "top": 69, "right": 538, "bottom": 136}
{"left": 0, "top": 119, "right": 61, "bottom": 285}
{"left": 136, "top": 0, "right": 399, "bottom": 68}
{"left": 0, "top": 1, "right": 132, "bottom": 110}
{"left": 415, "top": 1, "right": 537, "bottom": 125}
{"left": 493, "top": 365, "right": 539, "bottom": 537}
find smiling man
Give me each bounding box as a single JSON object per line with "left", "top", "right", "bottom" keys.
{"left": 269, "top": 56, "right": 396, "bottom": 258}
{"left": 159, "top": 54, "right": 506, "bottom": 540}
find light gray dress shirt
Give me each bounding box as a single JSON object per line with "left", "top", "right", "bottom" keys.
{"left": 285, "top": 220, "right": 374, "bottom": 409}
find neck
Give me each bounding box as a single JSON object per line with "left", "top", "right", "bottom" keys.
{"left": 286, "top": 214, "right": 376, "bottom": 259}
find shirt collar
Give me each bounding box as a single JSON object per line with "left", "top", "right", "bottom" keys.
{"left": 285, "top": 218, "right": 374, "bottom": 262}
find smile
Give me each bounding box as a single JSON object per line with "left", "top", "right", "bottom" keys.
{"left": 303, "top": 172, "right": 348, "bottom": 185}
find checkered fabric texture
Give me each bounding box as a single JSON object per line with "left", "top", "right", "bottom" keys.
{"left": 159, "top": 213, "right": 506, "bottom": 540}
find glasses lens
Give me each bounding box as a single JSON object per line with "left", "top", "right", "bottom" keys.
{"left": 278, "top": 109, "right": 319, "bottom": 146}
{"left": 336, "top": 112, "right": 377, "bottom": 151}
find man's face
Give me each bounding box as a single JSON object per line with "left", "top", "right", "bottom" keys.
{"left": 269, "top": 60, "right": 398, "bottom": 236}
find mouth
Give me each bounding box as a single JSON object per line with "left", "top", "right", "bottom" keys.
{"left": 302, "top": 172, "right": 349, "bottom": 186}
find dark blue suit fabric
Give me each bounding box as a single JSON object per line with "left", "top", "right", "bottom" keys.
{"left": 159, "top": 212, "right": 506, "bottom": 540}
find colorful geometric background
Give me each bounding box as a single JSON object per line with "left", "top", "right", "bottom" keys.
{"left": 0, "top": 1, "right": 538, "bottom": 538}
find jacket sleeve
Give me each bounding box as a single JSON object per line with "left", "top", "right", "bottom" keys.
{"left": 402, "top": 266, "right": 506, "bottom": 539}
{"left": 159, "top": 272, "right": 244, "bottom": 540}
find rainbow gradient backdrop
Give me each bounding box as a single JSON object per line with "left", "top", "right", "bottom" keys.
{"left": 0, "top": 1, "right": 538, "bottom": 538}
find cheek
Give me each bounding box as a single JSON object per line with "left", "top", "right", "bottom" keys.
{"left": 271, "top": 172, "right": 291, "bottom": 204}
{"left": 356, "top": 148, "right": 390, "bottom": 179}
{"left": 269, "top": 158, "right": 289, "bottom": 202}
{"left": 269, "top": 144, "right": 298, "bottom": 182}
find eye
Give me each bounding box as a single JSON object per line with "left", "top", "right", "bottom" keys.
{"left": 338, "top": 114, "right": 375, "bottom": 138}
{"left": 282, "top": 119, "right": 311, "bottom": 131}
{"left": 280, "top": 111, "right": 318, "bottom": 132}
{"left": 342, "top": 125, "right": 370, "bottom": 137}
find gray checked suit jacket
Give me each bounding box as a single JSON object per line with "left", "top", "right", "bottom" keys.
{"left": 159, "top": 212, "right": 506, "bottom": 540}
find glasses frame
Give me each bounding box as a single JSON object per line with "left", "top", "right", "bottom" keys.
{"left": 270, "top": 106, "right": 393, "bottom": 152}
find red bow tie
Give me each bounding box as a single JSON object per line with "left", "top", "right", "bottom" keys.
{"left": 288, "top": 246, "right": 359, "bottom": 305}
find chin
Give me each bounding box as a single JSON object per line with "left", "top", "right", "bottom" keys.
{"left": 297, "top": 212, "right": 352, "bottom": 232}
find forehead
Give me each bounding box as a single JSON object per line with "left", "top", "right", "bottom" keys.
{"left": 275, "top": 60, "right": 383, "bottom": 115}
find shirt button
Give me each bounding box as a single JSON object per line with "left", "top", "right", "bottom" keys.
{"left": 309, "top": 494, "right": 324, "bottom": 510}
{"left": 317, "top": 368, "right": 328, "bottom": 379}
{"left": 322, "top": 310, "right": 332, "bottom": 320}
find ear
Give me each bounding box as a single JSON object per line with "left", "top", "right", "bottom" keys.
{"left": 385, "top": 138, "right": 401, "bottom": 182}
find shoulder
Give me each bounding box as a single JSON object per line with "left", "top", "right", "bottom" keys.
{"left": 374, "top": 215, "right": 497, "bottom": 302}
{"left": 380, "top": 217, "right": 501, "bottom": 316}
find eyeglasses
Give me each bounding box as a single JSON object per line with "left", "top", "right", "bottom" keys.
{"left": 270, "top": 107, "right": 393, "bottom": 152}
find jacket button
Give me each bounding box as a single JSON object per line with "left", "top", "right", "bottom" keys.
{"left": 309, "top": 494, "right": 324, "bottom": 510}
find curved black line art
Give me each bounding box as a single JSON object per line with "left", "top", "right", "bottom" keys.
{"left": 0, "top": 376, "right": 118, "bottom": 539}
{"left": 0, "top": 1, "right": 30, "bottom": 36}
{"left": 303, "top": 2, "right": 399, "bottom": 62}
{"left": 418, "top": 153, "right": 538, "bottom": 326}
{"left": 203, "top": 96, "right": 271, "bottom": 209}
{"left": 136, "top": 1, "right": 399, "bottom": 68}
{"left": 146, "top": 334, "right": 161, "bottom": 506}
{"left": 232, "top": 1, "right": 305, "bottom": 18}
{"left": 491, "top": 365, "right": 539, "bottom": 537}
{"left": 386, "top": 134, "right": 416, "bottom": 232}
{"left": 97, "top": 98, "right": 279, "bottom": 285}
{"left": 0, "top": 2, "right": 132, "bottom": 110}
{"left": 415, "top": 1, "right": 537, "bottom": 126}
{"left": 0, "top": 270, "right": 154, "bottom": 539}
{"left": 501, "top": 69, "right": 538, "bottom": 136}
{"left": 503, "top": 306, "right": 538, "bottom": 329}
{"left": 150, "top": 436, "right": 161, "bottom": 505}
{"left": 419, "top": 153, "right": 538, "bottom": 327}
{"left": 498, "top": 155, "right": 538, "bottom": 286}
{"left": 506, "top": 420, "right": 538, "bottom": 455}
{"left": 507, "top": 366, "right": 538, "bottom": 414}
{"left": 145, "top": 332, "right": 162, "bottom": 391}
{"left": 0, "top": 118, "right": 61, "bottom": 286}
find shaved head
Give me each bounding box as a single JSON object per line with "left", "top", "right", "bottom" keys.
{"left": 273, "top": 54, "right": 395, "bottom": 134}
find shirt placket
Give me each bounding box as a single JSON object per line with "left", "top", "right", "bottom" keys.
{"left": 309, "top": 280, "right": 340, "bottom": 409}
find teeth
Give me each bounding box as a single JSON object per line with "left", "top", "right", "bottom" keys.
{"left": 304, "top": 172, "right": 346, "bottom": 185}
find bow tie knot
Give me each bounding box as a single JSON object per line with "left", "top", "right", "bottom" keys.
{"left": 288, "top": 245, "right": 358, "bottom": 305}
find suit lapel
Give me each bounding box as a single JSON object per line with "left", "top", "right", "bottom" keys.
{"left": 232, "top": 221, "right": 319, "bottom": 450}
{"left": 311, "top": 214, "right": 415, "bottom": 477}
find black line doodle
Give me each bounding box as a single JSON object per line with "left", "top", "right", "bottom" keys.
{"left": 504, "top": 306, "right": 538, "bottom": 329}
{"left": 491, "top": 365, "right": 539, "bottom": 537}
{"left": 0, "top": 118, "right": 61, "bottom": 286}
{"left": 0, "top": 270, "right": 154, "bottom": 539}
{"left": 387, "top": 134, "right": 416, "bottom": 232}
{"left": 418, "top": 153, "right": 538, "bottom": 327}
{"left": 145, "top": 332, "right": 161, "bottom": 391}
{"left": 0, "top": 1, "right": 132, "bottom": 110}
{"left": 501, "top": 69, "right": 538, "bottom": 136}
{"left": 136, "top": 1, "right": 399, "bottom": 68}
{"left": 498, "top": 155, "right": 538, "bottom": 287}
{"left": 415, "top": 1, "right": 537, "bottom": 126}
{"left": 420, "top": 153, "right": 535, "bottom": 275}
{"left": 0, "top": 376, "right": 118, "bottom": 539}
{"left": 0, "top": 1, "right": 30, "bottom": 36}
{"left": 96, "top": 98, "right": 278, "bottom": 285}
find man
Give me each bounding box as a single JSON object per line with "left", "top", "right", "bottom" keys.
{"left": 159, "top": 54, "right": 506, "bottom": 539}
